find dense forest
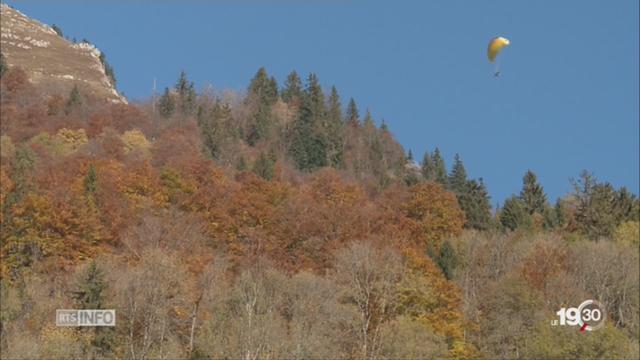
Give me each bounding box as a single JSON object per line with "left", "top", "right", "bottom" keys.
{"left": 0, "top": 59, "right": 639, "bottom": 359}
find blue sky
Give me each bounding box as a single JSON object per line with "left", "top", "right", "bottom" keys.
{"left": 6, "top": 0, "right": 639, "bottom": 204}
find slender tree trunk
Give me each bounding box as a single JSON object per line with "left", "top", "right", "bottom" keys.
{"left": 188, "top": 293, "right": 203, "bottom": 358}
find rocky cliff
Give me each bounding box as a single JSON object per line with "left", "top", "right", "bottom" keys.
{"left": 0, "top": 3, "right": 126, "bottom": 103}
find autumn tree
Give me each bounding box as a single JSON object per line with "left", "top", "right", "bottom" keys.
{"left": 333, "top": 242, "right": 403, "bottom": 359}
{"left": 405, "top": 182, "right": 465, "bottom": 246}
{"left": 199, "top": 262, "right": 289, "bottom": 359}
{"left": 114, "top": 249, "right": 192, "bottom": 360}
{"left": 397, "top": 249, "right": 477, "bottom": 358}
{"left": 1, "top": 194, "right": 64, "bottom": 279}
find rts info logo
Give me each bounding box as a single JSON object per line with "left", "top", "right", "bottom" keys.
{"left": 551, "top": 300, "right": 605, "bottom": 332}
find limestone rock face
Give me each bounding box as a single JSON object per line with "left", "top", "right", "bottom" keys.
{"left": 0, "top": 3, "right": 126, "bottom": 103}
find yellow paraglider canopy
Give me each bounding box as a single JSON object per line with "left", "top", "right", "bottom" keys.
{"left": 487, "top": 36, "right": 510, "bottom": 62}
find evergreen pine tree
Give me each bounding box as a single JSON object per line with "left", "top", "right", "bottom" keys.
{"left": 281, "top": 70, "right": 303, "bottom": 105}
{"left": 519, "top": 170, "right": 547, "bottom": 215}
{"left": 431, "top": 147, "right": 448, "bottom": 186}
{"left": 73, "top": 261, "right": 114, "bottom": 356}
{"left": 158, "top": 87, "right": 176, "bottom": 118}
{"left": 73, "top": 260, "right": 106, "bottom": 309}
{"left": 346, "top": 98, "right": 359, "bottom": 126}
{"left": 0, "top": 52, "right": 7, "bottom": 78}
{"left": 289, "top": 73, "right": 328, "bottom": 171}
{"left": 246, "top": 68, "right": 278, "bottom": 145}
{"left": 572, "top": 171, "right": 622, "bottom": 240}
{"left": 175, "top": 71, "right": 197, "bottom": 117}
{"left": 236, "top": 156, "right": 248, "bottom": 171}
{"left": 99, "top": 52, "right": 116, "bottom": 88}
{"left": 553, "top": 198, "right": 566, "bottom": 228}
{"left": 461, "top": 178, "right": 492, "bottom": 230}
{"left": 198, "top": 102, "right": 232, "bottom": 159}
{"left": 326, "top": 86, "right": 345, "bottom": 168}
{"left": 421, "top": 151, "right": 435, "bottom": 180}
{"left": 362, "top": 109, "right": 374, "bottom": 129}
{"left": 500, "top": 195, "right": 531, "bottom": 231}
{"left": 380, "top": 119, "right": 389, "bottom": 132}
{"left": 65, "top": 85, "right": 82, "bottom": 114}
{"left": 427, "top": 240, "right": 457, "bottom": 280}
{"left": 613, "top": 187, "right": 640, "bottom": 222}
{"left": 449, "top": 153, "right": 468, "bottom": 194}
{"left": 252, "top": 151, "right": 276, "bottom": 180}
{"left": 84, "top": 164, "right": 98, "bottom": 196}
{"left": 407, "top": 150, "right": 413, "bottom": 161}
{"left": 248, "top": 67, "right": 278, "bottom": 105}
{"left": 52, "top": 24, "right": 63, "bottom": 37}
{"left": 268, "top": 76, "right": 279, "bottom": 101}
{"left": 4, "top": 145, "right": 35, "bottom": 214}
{"left": 304, "top": 73, "right": 325, "bottom": 119}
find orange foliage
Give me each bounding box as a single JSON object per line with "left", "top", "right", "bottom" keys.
{"left": 0, "top": 166, "right": 13, "bottom": 225}
{"left": 521, "top": 240, "right": 569, "bottom": 291}
{"left": 46, "top": 94, "right": 65, "bottom": 116}
{"left": 404, "top": 182, "right": 465, "bottom": 247}
{"left": 399, "top": 248, "right": 479, "bottom": 358}
{"left": 151, "top": 124, "right": 203, "bottom": 169}
{"left": 0, "top": 192, "right": 103, "bottom": 279}
{"left": 273, "top": 169, "right": 371, "bottom": 271}
{"left": 1, "top": 67, "right": 30, "bottom": 93}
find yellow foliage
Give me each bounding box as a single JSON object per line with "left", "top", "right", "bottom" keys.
{"left": 40, "top": 324, "right": 89, "bottom": 359}
{"left": 121, "top": 129, "right": 151, "bottom": 155}
{"left": 161, "top": 167, "right": 196, "bottom": 202}
{"left": 1, "top": 194, "right": 65, "bottom": 278}
{"left": 397, "top": 249, "right": 476, "bottom": 357}
{"left": 405, "top": 182, "right": 465, "bottom": 247}
{"left": 0, "top": 135, "right": 15, "bottom": 159}
{"left": 28, "top": 128, "right": 88, "bottom": 156}
{"left": 56, "top": 128, "right": 88, "bottom": 153}
{"left": 614, "top": 221, "right": 639, "bottom": 247}
{"left": 0, "top": 167, "right": 13, "bottom": 225}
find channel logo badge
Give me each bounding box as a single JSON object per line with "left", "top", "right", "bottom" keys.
{"left": 56, "top": 309, "right": 116, "bottom": 327}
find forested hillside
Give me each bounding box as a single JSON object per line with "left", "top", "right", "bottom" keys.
{"left": 0, "top": 57, "right": 639, "bottom": 359}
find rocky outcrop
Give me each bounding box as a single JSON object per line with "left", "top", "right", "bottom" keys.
{"left": 0, "top": 3, "right": 126, "bottom": 103}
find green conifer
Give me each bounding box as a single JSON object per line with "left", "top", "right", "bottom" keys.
{"left": 158, "top": 87, "right": 176, "bottom": 118}
{"left": 449, "top": 153, "right": 468, "bottom": 194}
{"left": 519, "top": 170, "right": 547, "bottom": 215}
{"left": 431, "top": 147, "right": 447, "bottom": 186}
